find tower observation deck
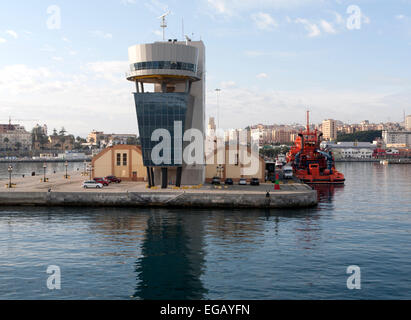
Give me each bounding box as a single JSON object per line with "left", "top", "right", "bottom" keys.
{"left": 126, "top": 40, "right": 206, "bottom": 188}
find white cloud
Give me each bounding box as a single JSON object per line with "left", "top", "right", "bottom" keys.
{"left": 86, "top": 60, "right": 129, "bottom": 83}
{"left": 62, "top": 37, "right": 71, "bottom": 43}
{"left": 295, "top": 18, "right": 321, "bottom": 37}
{"left": 69, "top": 50, "right": 78, "bottom": 56}
{"left": 221, "top": 81, "right": 237, "bottom": 89}
{"left": 206, "top": 0, "right": 321, "bottom": 17}
{"left": 256, "top": 73, "right": 269, "bottom": 79}
{"left": 395, "top": 14, "right": 405, "bottom": 20}
{"left": 334, "top": 12, "right": 344, "bottom": 25}
{"left": 153, "top": 30, "right": 163, "bottom": 37}
{"left": 52, "top": 57, "right": 64, "bottom": 62}
{"left": 251, "top": 12, "right": 278, "bottom": 30}
{"left": 320, "top": 20, "right": 336, "bottom": 34}
{"left": 0, "top": 38, "right": 6, "bottom": 44}
{"left": 6, "top": 30, "right": 18, "bottom": 39}
{"left": 90, "top": 30, "right": 113, "bottom": 39}
{"left": 0, "top": 63, "right": 136, "bottom": 136}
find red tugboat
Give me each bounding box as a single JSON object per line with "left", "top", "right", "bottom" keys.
{"left": 286, "top": 111, "right": 345, "bottom": 184}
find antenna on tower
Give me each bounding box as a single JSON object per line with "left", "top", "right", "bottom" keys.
{"left": 182, "top": 17, "right": 184, "bottom": 40}
{"left": 158, "top": 11, "right": 171, "bottom": 41}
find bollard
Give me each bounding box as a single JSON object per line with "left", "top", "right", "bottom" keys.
{"left": 274, "top": 174, "right": 281, "bottom": 190}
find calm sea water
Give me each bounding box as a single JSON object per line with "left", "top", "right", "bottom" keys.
{"left": 0, "top": 162, "right": 410, "bottom": 300}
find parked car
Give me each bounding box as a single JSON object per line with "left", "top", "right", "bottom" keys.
{"left": 239, "top": 178, "right": 247, "bottom": 185}
{"left": 250, "top": 178, "right": 260, "bottom": 186}
{"left": 211, "top": 176, "right": 221, "bottom": 185}
{"left": 82, "top": 181, "right": 103, "bottom": 189}
{"left": 224, "top": 178, "right": 233, "bottom": 185}
{"left": 106, "top": 176, "right": 122, "bottom": 183}
{"left": 93, "top": 177, "right": 109, "bottom": 186}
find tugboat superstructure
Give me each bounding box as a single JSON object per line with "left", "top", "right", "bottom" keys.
{"left": 286, "top": 111, "right": 345, "bottom": 184}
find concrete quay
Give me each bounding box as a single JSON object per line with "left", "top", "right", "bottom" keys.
{"left": 0, "top": 172, "right": 318, "bottom": 209}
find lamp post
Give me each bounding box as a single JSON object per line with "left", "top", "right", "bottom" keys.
{"left": 64, "top": 161, "right": 68, "bottom": 179}
{"left": 43, "top": 162, "right": 47, "bottom": 182}
{"left": 88, "top": 164, "right": 93, "bottom": 180}
{"left": 7, "top": 165, "right": 13, "bottom": 188}
{"left": 217, "top": 164, "right": 224, "bottom": 179}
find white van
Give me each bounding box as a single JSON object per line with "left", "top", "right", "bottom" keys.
{"left": 283, "top": 166, "right": 293, "bottom": 179}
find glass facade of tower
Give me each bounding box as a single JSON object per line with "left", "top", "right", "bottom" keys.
{"left": 134, "top": 92, "right": 193, "bottom": 167}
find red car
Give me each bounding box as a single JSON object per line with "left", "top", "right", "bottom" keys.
{"left": 105, "top": 176, "right": 122, "bottom": 183}
{"left": 93, "top": 177, "right": 109, "bottom": 186}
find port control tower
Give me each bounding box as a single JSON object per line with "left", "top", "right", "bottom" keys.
{"left": 126, "top": 39, "right": 206, "bottom": 188}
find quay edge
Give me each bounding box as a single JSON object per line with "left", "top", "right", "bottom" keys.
{"left": 0, "top": 190, "right": 318, "bottom": 209}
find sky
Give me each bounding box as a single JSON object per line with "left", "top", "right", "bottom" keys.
{"left": 0, "top": 0, "right": 410, "bottom": 137}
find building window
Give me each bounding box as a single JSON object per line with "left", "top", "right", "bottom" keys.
{"left": 131, "top": 61, "right": 197, "bottom": 73}
{"left": 123, "top": 153, "right": 128, "bottom": 166}
{"left": 116, "top": 153, "right": 121, "bottom": 166}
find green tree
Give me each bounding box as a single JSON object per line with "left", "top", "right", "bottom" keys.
{"left": 337, "top": 130, "right": 382, "bottom": 143}
{"left": 126, "top": 137, "right": 138, "bottom": 145}
{"left": 59, "top": 127, "right": 67, "bottom": 136}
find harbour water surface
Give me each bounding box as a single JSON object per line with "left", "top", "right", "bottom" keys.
{"left": 0, "top": 162, "right": 410, "bottom": 299}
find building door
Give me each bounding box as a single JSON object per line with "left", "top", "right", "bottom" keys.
{"left": 132, "top": 171, "right": 137, "bottom": 181}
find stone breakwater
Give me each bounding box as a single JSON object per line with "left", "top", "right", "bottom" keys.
{"left": 0, "top": 190, "right": 318, "bottom": 209}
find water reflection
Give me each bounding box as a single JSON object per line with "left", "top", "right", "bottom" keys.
{"left": 313, "top": 184, "right": 345, "bottom": 203}
{"left": 133, "top": 210, "right": 208, "bottom": 300}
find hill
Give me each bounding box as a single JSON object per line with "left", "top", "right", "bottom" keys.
{"left": 337, "top": 130, "right": 382, "bottom": 143}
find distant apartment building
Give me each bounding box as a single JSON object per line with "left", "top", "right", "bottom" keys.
{"left": 207, "top": 117, "right": 216, "bottom": 136}
{"left": 0, "top": 123, "right": 32, "bottom": 151}
{"left": 47, "top": 134, "right": 75, "bottom": 151}
{"left": 360, "top": 120, "right": 378, "bottom": 132}
{"left": 322, "top": 119, "right": 338, "bottom": 141}
{"left": 382, "top": 130, "right": 411, "bottom": 148}
{"left": 405, "top": 115, "right": 411, "bottom": 131}
{"left": 251, "top": 128, "right": 265, "bottom": 146}
{"left": 322, "top": 141, "right": 376, "bottom": 159}
{"left": 272, "top": 129, "right": 293, "bottom": 144}
{"left": 87, "top": 130, "right": 137, "bottom": 147}
{"left": 87, "top": 130, "right": 106, "bottom": 144}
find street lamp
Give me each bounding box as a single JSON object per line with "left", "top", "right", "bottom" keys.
{"left": 43, "top": 162, "right": 47, "bottom": 182}
{"left": 88, "top": 164, "right": 93, "bottom": 180}
{"left": 7, "top": 165, "right": 13, "bottom": 188}
{"left": 217, "top": 164, "right": 224, "bottom": 179}
{"left": 64, "top": 161, "right": 69, "bottom": 179}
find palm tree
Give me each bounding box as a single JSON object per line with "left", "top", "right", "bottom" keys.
{"left": 59, "top": 127, "right": 67, "bottom": 136}
{"left": 14, "top": 142, "right": 22, "bottom": 151}
{"left": 3, "top": 137, "right": 9, "bottom": 150}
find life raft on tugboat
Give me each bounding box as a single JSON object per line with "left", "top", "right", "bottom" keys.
{"left": 286, "top": 111, "right": 345, "bottom": 185}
